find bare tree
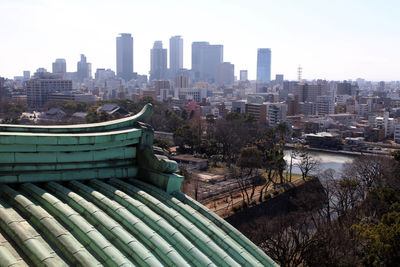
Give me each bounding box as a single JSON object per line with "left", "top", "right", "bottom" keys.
{"left": 247, "top": 212, "right": 316, "bottom": 267}
{"left": 317, "top": 168, "right": 337, "bottom": 223}
{"left": 341, "top": 154, "right": 394, "bottom": 193}
{"left": 232, "top": 146, "right": 264, "bottom": 205}
{"left": 294, "top": 145, "right": 320, "bottom": 180}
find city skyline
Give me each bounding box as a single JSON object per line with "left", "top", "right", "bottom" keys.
{"left": 1, "top": 0, "right": 400, "bottom": 81}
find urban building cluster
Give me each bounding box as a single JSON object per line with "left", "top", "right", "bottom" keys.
{"left": 2, "top": 33, "right": 400, "bottom": 150}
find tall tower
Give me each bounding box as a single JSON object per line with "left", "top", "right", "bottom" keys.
{"left": 256, "top": 48, "right": 271, "bottom": 84}
{"left": 52, "top": 59, "right": 66, "bottom": 76}
{"left": 169, "top": 36, "right": 183, "bottom": 78}
{"left": 150, "top": 41, "right": 168, "bottom": 81}
{"left": 77, "top": 54, "right": 91, "bottom": 82}
{"left": 191, "top": 42, "right": 209, "bottom": 81}
{"left": 199, "top": 44, "right": 223, "bottom": 83}
{"left": 116, "top": 33, "right": 134, "bottom": 81}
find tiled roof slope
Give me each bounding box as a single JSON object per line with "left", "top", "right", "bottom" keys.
{"left": 0, "top": 178, "right": 277, "bottom": 266}
{"left": 0, "top": 104, "right": 278, "bottom": 267}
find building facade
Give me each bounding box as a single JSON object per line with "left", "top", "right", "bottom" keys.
{"left": 191, "top": 42, "right": 209, "bottom": 81}
{"left": 199, "top": 44, "right": 223, "bottom": 83}
{"left": 215, "top": 62, "right": 234, "bottom": 87}
{"left": 116, "top": 33, "right": 134, "bottom": 81}
{"left": 26, "top": 73, "right": 73, "bottom": 109}
{"left": 245, "top": 103, "right": 267, "bottom": 124}
{"left": 256, "top": 48, "right": 271, "bottom": 85}
{"left": 76, "top": 54, "right": 91, "bottom": 82}
{"left": 240, "top": 70, "right": 248, "bottom": 81}
{"left": 316, "top": 95, "right": 335, "bottom": 115}
{"left": 150, "top": 41, "right": 168, "bottom": 81}
{"left": 52, "top": 59, "right": 66, "bottom": 76}
{"left": 169, "top": 36, "right": 183, "bottom": 78}
{"left": 174, "top": 73, "right": 189, "bottom": 89}
{"left": 266, "top": 103, "right": 287, "bottom": 126}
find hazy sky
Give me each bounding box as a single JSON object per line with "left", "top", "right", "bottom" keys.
{"left": 1, "top": 0, "right": 399, "bottom": 81}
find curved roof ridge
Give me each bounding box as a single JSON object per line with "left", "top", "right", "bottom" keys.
{"left": 20, "top": 183, "right": 133, "bottom": 266}
{"left": 128, "top": 178, "right": 265, "bottom": 266}
{"left": 88, "top": 179, "right": 214, "bottom": 266}
{"left": 0, "top": 184, "right": 101, "bottom": 266}
{"left": 109, "top": 178, "right": 241, "bottom": 267}
{"left": 66, "top": 180, "right": 187, "bottom": 266}
{"left": 0, "top": 104, "right": 153, "bottom": 134}
{"left": 172, "top": 192, "right": 279, "bottom": 266}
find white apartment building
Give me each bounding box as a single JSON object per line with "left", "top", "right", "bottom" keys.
{"left": 394, "top": 124, "right": 400, "bottom": 143}
{"left": 175, "top": 87, "right": 207, "bottom": 103}
{"left": 316, "top": 95, "right": 335, "bottom": 115}
{"left": 336, "top": 94, "right": 352, "bottom": 105}
{"left": 265, "top": 102, "right": 287, "bottom": 126}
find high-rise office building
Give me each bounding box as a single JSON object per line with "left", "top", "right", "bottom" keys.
{"left": 337, "top": 81, "right": 352, "bottom": 95}
{"left": 116, "top": 33, "right": 134, "bottom": 81}
{"left": 95, "top": 68, "right": 115, "bottom": 81}
{"left": 256, "top": 48, "right": 271, "bottom": 84}
{"left": 215, "top": 62, "right": 234, "bottom": 86}
{"left": 169, "top": 36, "right": 183, "bottom": 78}
{"left": 191, "top": 42, "right": 209, "bottom": 80}
{"left": 275, "top": 74, "right": 284, "bottom": 84}
{"left": 52, "top": 59, "right": 67, "bottom": 76}
{"left": 240, "top": 70, "right": 248, "bottom": 81}
{"left": 150, "top": 41, "right": 167, "bottom": 81}
{"left": 76, "top": 54, "right": 91, "bottom": 82}
{"left": 199, "top": 44, "right": 223, "bottom": 83}
{"left": 23, "top": 71, "right": 30, "bottom": 80}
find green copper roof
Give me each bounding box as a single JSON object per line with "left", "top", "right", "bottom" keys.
{"left": 0, "top": 104, "right": 277, "bottom": 266}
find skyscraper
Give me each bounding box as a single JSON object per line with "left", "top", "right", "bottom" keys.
{"left": 116, "top": 33, "right": 134, "bottom": 81}
{"left": 76, "top": 54, "right": 91, "bottom": 82}
{"left": 52, "top": 59, "right": 66, "bottom": 75}
{"left": 23, "top": 71, "right": 30, "bottom": 80}
{"left": 256, "top": 48, "right": 271, "bottom": 84}
{"left": 150, "top": 41, "right": 167, "bottom": 81}
{"left": 191, "top": 42, "right": 209, "bottom": 80}
{"left": 197, "top": 44, "right": 223, "bottom": 83}
{"left": 169, "top": 36, "right": 183, "bottom": 78}
{"left": 240, "top": 70, "right": 248, "bottom": 81}
{"left": 215, "top": 62, "right": 234, "bottom": 87}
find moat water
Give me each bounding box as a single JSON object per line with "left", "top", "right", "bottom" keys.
{"left": 284, "top": 150, "right": 356, "bottom": 175}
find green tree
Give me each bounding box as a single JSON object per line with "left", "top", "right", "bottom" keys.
{"left": 173, "top": 124, "right": 198, "bottom": 152}
{"left": 353, "top": 211, "right": 400, "bottom": 266}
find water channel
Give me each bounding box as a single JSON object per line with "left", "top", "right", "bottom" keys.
{"left": 284, "top": 150, "right": 356, "bottom": 175}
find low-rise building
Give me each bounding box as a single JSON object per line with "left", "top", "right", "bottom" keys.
{"left": 305, "top": 132, "right": 342, "bottom": 149}
{"left": 394, "top": 124, "right": 400, "bottom": 143}
{"left": 266, "top": 102, "right": 287, "bottom": 126}
{"left": 245, "top": 103, "right": 266, "bottom": 124}
{"left": 171, "top": 154, "right": 208, "bottom": 170}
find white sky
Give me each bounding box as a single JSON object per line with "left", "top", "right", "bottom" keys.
{"left": 1, "top": 0, "right": 399, "bottom": 81}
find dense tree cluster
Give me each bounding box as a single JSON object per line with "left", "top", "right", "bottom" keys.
{"left": 234, "top": 153, "right": 400, "bottom": 266}
{"left": 0, "top": 102, "right": 27, "bottom": 123}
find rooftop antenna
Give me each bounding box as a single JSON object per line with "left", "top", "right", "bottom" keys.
{"left": 297, "top": 65, "right": 302, "bottom": 81}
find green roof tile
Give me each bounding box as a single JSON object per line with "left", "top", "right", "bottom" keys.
{"left": 0, "top": 103, "right": 277, "bottom": 267}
